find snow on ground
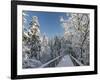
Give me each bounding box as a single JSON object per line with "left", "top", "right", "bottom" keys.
{"left": 57, "top": 54, "right": 74, "bottom": 67}
{"left": 23, "top": 59, "right": 42, "bottom": 68}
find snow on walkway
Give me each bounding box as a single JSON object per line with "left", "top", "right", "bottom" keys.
{"left": 57, "top": 54, "right": 74, "bottom": 67}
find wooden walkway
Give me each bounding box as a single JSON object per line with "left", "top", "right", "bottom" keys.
{"left": 57, "top": 54, "right": 74, "bottom": 67}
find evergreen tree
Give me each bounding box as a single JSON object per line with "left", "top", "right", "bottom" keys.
{"left": 29, "top": 35, "right": 41, "bottom": 60}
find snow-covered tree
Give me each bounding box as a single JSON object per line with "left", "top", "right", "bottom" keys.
{"left": 28, "top": 16, "right": 41, "bottom": 60}
{"left": 60, "top": 13, "right": 90, "bottom": 65}
{"left": 22, "top": 16, "right": 42, "bottom": 68}
{"left": 70, "top": 13, "right": 90, "bottom": 64}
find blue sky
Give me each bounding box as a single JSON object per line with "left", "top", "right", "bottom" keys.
{"left": 23, "top": 11, "right": 69, "bottom": 38}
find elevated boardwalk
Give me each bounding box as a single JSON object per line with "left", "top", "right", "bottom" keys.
{"left": 39, "top": 54, "right": 84, "bottom": 68}
{"left": 57, "top": 54, "right": 74, "bottom": 67}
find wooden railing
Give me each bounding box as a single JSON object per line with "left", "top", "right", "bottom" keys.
{"left": 70, "top": 55, "right": 84, "bottom": 66}
{"left": 39, "top": 55, "right": 63, "bottom": 68}
{"left": 39, "top": 54, "right": 84, "bottom": 68}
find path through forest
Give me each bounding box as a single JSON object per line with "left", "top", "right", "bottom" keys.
{"left": 57, "top": 54, "right": 74, "bottom": 67}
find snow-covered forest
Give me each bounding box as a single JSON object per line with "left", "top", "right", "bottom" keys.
{"left": 22, "top": 12, "right": 90, "bottom": 69}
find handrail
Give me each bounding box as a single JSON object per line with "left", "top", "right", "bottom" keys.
{"left": 39, "top": 55, "right": 63, "bottom": 68}
{"left": 39, "top": 54, "right": 84, "bottom": 68}
{"left": 70, "top": 55, "right": 84, "bottom": 66}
